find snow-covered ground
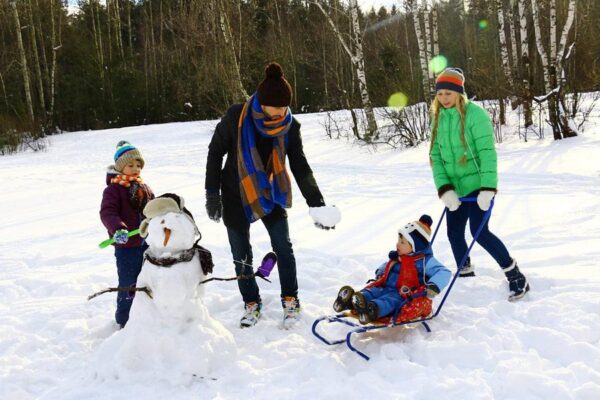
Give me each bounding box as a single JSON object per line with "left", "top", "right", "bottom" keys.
{"left": 1, "top": 106, "right": 600, "bottom": 400}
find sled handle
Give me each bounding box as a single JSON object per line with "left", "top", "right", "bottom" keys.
{"left": 430, "top": 197, "right": 481, "bottom": 246}
{"left": 432, "top": 197, "right": 495, "bottom": 318}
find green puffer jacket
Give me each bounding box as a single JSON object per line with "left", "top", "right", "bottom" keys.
{"left": 430, "top": 101, "right": 497, "bottom": 197}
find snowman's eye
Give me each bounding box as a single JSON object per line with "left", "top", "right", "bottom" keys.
{"left": 161, "top": 219, "right": 165, "bottom": 224}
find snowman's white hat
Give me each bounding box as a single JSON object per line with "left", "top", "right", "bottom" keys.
{"left": 140, "top": 193, "right": 200, "bottom": 239}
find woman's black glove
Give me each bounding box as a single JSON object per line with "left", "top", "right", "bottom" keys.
{"left": 205, "top": 190, "right": 222, "bottom": 222}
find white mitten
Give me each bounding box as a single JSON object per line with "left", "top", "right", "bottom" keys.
{"left": 441, "top": 190, "right": 461, "bottom": 212}
{"left": 477, "top": 190, "right": 495, "bottom": 211}
{"left": 309, "top": 205, "right": 341, "bottom": 230}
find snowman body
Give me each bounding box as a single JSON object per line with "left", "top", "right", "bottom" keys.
{"left": 93, "top": 209, "right": 234, "bottom": 383}
{"left": 133, "top": 211, "right": 206, "bottom": 319}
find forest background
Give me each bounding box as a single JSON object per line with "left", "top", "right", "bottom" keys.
{"left": 1, "top": 0, "right": 598, "bottom": 149}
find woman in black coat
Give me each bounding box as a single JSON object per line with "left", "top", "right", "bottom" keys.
{"left": 204, "top": 62, "right": 340, "bottom": 329}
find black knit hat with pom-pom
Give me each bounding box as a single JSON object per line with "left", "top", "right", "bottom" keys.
{"left": 256, "top": 62, "right": 293, "bottom": 107}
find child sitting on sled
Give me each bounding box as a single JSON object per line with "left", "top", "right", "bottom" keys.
{"left": 333, "top": 215, "right": 451, "bottom": 325}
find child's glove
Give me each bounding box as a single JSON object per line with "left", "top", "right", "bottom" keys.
{"left": 205, "top": 190, "right": 222, "bottom": 222}
{"left": 113, "top": 229, "right": 129, "bottom": 244}
{"left": 426, "top": 283, "right": 440, "bottom": 298}
{"left": 477, "top": 190, "right": 495, "bottom": 211}
{"left": 441, "top": 190, "right": 461, "bottom": 211}
{"left": 309, "top": 205, "right": 341, "bottom": 230}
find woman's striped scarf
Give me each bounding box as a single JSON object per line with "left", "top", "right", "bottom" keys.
{"left": 237, "top": 94, "right": 293, "bottom": 223}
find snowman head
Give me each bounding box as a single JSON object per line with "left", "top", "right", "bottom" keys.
{"left": 140, "top": 193, "right": 200, "bottom": 253}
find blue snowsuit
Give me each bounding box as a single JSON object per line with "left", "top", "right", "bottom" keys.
{"left": 361, "top": 246, "right": 451, "bottom": 318}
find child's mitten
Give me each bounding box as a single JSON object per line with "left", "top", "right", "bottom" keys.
{"left": 426, "top": 283, "right": 440, "bottom": 298}
{"left": 113, "top": 229, "right": 129, "bottom": 244}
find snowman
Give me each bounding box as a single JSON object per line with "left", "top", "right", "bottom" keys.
{"left": 92, "top": 194, "right": 235, "bottom": 384}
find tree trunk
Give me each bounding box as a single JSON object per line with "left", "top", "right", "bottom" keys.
{"left": 217, "top": 0, "right": 248, "bottom": 102}
{"left": 34, "top": 0, "right": 50, "bottom": 96}
{"left": 422, "top": 1, "right": 434, "bottom": 97}
{"left": 506, "top": 0, "right": 519, "bottom": 74}
{"left": 549, "top": 0, "right": 557, "bottom": 67}
{"left": 90, "top": 0, "right": 105, "bottom": 81}
{"left": 114, "top": 0, "right": 125, "bottom": 63}
{"left": 27, "top": 0, "right": 46, "bottom": 116}
{"left": 410, "top": 1, "right": 430, "bottom": 104}
{"left": 349, "top": 0, "right": 377, "bottom": 139}
{"left": 127, "top": 0, "right": 134, "bottom": 63}
{"left": 531, "top": 0, "right": 577, "bottom": 139}
{"left": 496, "top": 0, "right": 513, "bottom": 93}
{"left": 314, "top": 1, "right": 377, "bottom": 140}
{"left": 11, "top": 1, "right": 36, "bottom": 125}
{"left": 518, "top": 0, "right": 532, "bottom": 127}
{"left": 431, "top": 5, "right": 439, "bottom": 57}
{"left": 49, "top": 0, "right": 62, "bottom": 126}
{"left": 403, "top": 7, "right": 414, "bottom": 91}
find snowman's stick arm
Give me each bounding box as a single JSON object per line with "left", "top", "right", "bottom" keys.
{"left": 198, "top": 273, "right": 271, "bottom": 285}
{"left": 87, "top": 286, "right": 153, "bottom": 300}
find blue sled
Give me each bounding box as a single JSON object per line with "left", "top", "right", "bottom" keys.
{"left": 311, "top": 198, "right": 494, "bottom": 361}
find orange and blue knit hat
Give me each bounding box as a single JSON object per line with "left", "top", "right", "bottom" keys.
{"left": 435, "top": 68, "right": 465, "bottom": 94}
{"left": 114, "top": 140, "right": 145, "bottom": 172}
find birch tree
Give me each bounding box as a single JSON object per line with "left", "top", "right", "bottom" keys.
{"left": 496, "top": 0, "right": 513, "bottom": 124}
{"left": 313, "top": 0, "right": 378, "bottom": 140}
{"left": 506, "top": 0, "right": 519, "bottom": 75}
{"left": 49, "top": 0, "right": 62, "bottom": 125}
{"left": 216, "top": 0, "right": 248, "bottom": 102}
{"left": 27, "top": 0, "right": 46, "bottom": 116}
{"left": 11, "top": 0, "right": 35, "bottom": 125}
{"left": 431, "top": 4, "right": 439, "bottom": 58}
{"left": 531, "top": 0, "right": 577, "bottom": 139}
{"left": 408, "top": 0, "right": 432, "bottom": 103}
{"left": 422, "top": 1, "right": 433, "bottom": 93}
{"left": 518, "top": 0, "right": 533, "bottom": 127}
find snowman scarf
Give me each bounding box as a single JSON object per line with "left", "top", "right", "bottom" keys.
{"left": 237, "top": 94, "right": 292, "bottom": 223}
{"left": 145, "top": 241, "right": 214, "bottom": 275}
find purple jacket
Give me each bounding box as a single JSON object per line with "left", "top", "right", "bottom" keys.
{"left": 100, "top": 173, "right": 154, "bottom": 248}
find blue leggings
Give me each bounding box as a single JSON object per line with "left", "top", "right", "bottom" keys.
{"left": 447, "top": 191, "right": 512, "bottom": 269}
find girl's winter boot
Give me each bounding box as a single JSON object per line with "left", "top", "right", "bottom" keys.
{"left": 458, "top": 257, "right": 475, "bottom": 277}
{"left": 503, "top": 259, "right": 530, "bottom": 301}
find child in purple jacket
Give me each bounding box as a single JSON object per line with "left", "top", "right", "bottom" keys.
{"left": 100, "top": 141, "right": 154, "bottom": 328}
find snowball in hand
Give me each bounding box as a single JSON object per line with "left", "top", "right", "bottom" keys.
{"left": 309, "top": 205, "right": 341, "bottom": 229}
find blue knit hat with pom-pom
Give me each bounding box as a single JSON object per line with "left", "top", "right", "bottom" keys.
{"left": 398, "top": 214, "right": 433, "bottom": 253}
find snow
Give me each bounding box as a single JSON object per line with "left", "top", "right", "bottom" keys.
{"left": 1, "top": 105, "right": 600, "bottom": 400}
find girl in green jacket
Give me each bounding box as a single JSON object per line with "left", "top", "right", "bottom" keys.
{"left": 429, "top": 68, "right": 529, "bottom": 301}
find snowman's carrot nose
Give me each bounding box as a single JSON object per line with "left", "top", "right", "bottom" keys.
{"left": 163, "top": 227, "right": 172, "bottom": 246}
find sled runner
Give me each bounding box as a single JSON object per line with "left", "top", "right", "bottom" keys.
{"left": 312, "top": 197, "right": 494, "bottom": 361}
